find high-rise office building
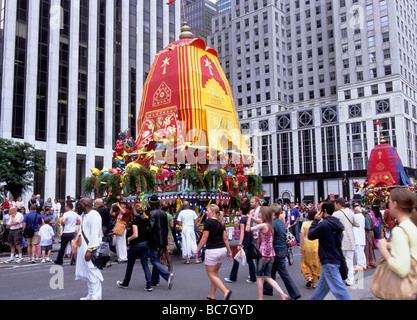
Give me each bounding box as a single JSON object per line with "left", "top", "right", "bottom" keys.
{"left": 184, "top": 0, "right": 218, "bottom": 42}
{"left": 217, "top": 0, "right": 231, "bottom": 13}
{"left": 209, "top": 0, "right": 417, "bottom": 204}
{"left": 0, "top": 0, "right": 181, "bottom": 203}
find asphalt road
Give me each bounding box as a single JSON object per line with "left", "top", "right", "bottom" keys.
{"left": 0, "top": 240, "right": 381, "bottom": 301}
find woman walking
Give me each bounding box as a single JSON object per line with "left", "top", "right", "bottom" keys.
{"left": 300, "top": 209, "right": 321, "bottom": 288}
{"left": 376, "top": 188, "right": 417, "bottom": 299}
{"left": 117, "top": 203, "right": 153, "bottom": 291}
{"left": 246, "top": 206, "right": 289, "bottom": 300}
{"left": 195, "top": 204, "right": 233, "bottom": 300}
{"left": 224, "top": 204, "right": 256, "bottom": 283}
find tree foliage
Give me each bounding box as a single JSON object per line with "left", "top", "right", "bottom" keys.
{"left": 0, "top": 138, "right": 46, "bottom": 199}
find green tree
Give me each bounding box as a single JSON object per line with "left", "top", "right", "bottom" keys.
{"left": 0, "top": 138, "right": 46, "bottom": 199}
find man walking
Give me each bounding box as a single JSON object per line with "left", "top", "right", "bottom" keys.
{"left": 148, "top": 195, "right": 174, "bottom": 289}
{"left": 353, "top": 205, "right": 367, "bottom": 271}
{"left": 286, "top": 202, "right": 301, "bottom": 245}
{"left": 75, "top": 198, "right": 103, "bottom": 300}
{"left": 177, "top": 201, "right": 201, "bottom": 264}
{"left": 308, "top": 201, "right": 351, "bottom": 300}
{"left": 54, "top": 203, "right": 80, "bottom": 265}
{"left": 333, "top": 198, "right": 359, "bottom": 286}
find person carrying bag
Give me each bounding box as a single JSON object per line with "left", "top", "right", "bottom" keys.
{"left": 371, "top": 188, "right": 417, "bottom": 300}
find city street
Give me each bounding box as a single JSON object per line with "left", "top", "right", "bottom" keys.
{"left": 0, "top": 240, "right": 380, "bottom": 301}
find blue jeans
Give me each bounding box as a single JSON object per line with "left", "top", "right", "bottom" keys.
{"left": 289, "top": 224, "right": 300, "bottom": 245}
{"left": 150, "top": 248, "right": 171, "bottom": 285}
{"left": 310, "top": 263, "right": 352, "bottom": 300}
{"left": 228, "top": 255, "right": 256, "bottom": 282}
{"left": 122, "top": 241, "right": 152, "bottom": 289}
{"left": 264, "top": 248, "right": 301, "bottom": 298}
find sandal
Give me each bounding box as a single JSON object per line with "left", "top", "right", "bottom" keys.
{"left": 224, "top": 290, "right": 232, "bottom": 300}
{"left": 206, "top": 296, "right": 215, "bottom": 300}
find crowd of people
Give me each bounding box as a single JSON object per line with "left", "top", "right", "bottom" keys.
{"left": 1, "top": 190, "right": 416, "bottom": 300}
{"left": 0, "top": 195, "right": 75, "bottom": 263}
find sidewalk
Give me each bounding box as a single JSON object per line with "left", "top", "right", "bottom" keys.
{"left": 0, "top": 242, "right": 61, "bottom": 258}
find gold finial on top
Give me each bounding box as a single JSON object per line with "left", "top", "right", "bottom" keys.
{"left": 380, "top": 132, "right": 387, "bottom": 144}
{"left": 179, "top": 21, "right": 194, "bottom": 39}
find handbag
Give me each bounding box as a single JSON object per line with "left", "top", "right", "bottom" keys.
{"left": 23, "top": 212, "right": 38, "bottom": 238}
{"left": 244, "top": 242, "right": 262, "bottom": 260}
{"left": 81, "top": 229, "right": 111, "bottom": 270}
{"left": 371, "top": 226, "right": 417, "bottom": 300}
{"left": 285, "top": 229, "right": 297, "bottom": 247}
{"left": 112, "top": 220, "right": 127, "bottom": 236}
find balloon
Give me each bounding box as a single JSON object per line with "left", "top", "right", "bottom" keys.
{"left": 150, "top": 165, "right": 161, "bottom": 174}
{"left": 126, "top": 162, "right": 142, "bottom": 171}
{"left": 90, "top": 168, "right": 100, "bottom": 176}
{"left": 384, "top": 176, "right": 389, "bottom": 180}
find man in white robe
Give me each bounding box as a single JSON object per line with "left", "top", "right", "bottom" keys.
{"left": 75, "top": 198, "right": 103, "bottom": 300}
{"left": 177, "top": 202, "right": 201, "bottom": 264}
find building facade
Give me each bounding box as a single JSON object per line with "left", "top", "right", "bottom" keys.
{"left": 0, "top": 0, "right": 181, "bottom": 204}
{"left": 184, "top": 0, "right": 218, "bottom": 42}
{"left": 209, "top": 0, "right": 417, "bottom": 204}
{"left": 217, "top": 0, "right": 231, "bottom": 13}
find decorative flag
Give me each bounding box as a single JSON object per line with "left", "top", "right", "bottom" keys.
{"left": 376, "top": 120, "right": 381, "bottom": 127}
{"left": 166, "top": 0, "right": 177, "bottom": 4}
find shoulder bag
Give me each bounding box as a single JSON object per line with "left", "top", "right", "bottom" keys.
{"left": 81, "top": 227, "right": 111, "bottom": 270}
{"left": 371, "top": 226, "right": 417, "bottom": 300}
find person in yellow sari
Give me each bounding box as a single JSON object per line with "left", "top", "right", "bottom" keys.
{"left": 300, "top": 209, "right": 321, "bottom": 288}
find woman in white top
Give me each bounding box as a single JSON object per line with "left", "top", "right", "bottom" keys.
{"left": 53, "top": 199, "right": 61, "bottom": 217}
{"left": 15, "top": 197, "right": 25, "bottom": 210}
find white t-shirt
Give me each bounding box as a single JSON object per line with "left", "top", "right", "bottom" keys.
{"left": 10, "top": 213, "right": 24, "bottom": 230}
{"left": 177, "top": 209, "right": 198, "bottom": 229}
{"left": 39, "top": 224, "right": 55, "bottom": 246}
{"left": 62, "top": 210, "right": 81, "bottom": 233}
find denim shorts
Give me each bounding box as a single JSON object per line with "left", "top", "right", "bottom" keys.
{"left": 256, "top": 258, "right": 274, "bottom": 278}
{"left": 41, "top": 244, "right": 52, "bottom": 252}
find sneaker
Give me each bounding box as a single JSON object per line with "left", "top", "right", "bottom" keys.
{"left": 46, "top": 258, "right": 52, "bottom": 262}
{"left": 5, "top": 257, "right": 15, "bottom": 263}
{"left": 224, "top": 278, "right": 236, "bottom": 283}
{"left": 30, "top": 258, "right": 36, "bottom": 264}
{"left": 54, "top": 260, "right": 63, "bottom": 265}
{"left": 15, "top": 258, "right": 22, "bottom": 263}
{"left": 80, "top": 295, "right": 92, "bottom": 300}
{"left": 144, "top": 287, "right": 153, "bottom": 292}
{"left": 167, "top": 273, "right": 174, "bottom": 289}
{"left": 41, "top": 259, "right": 46, "bottom": 263}
{"left": 246, "top": 279, "right": 256, "bottom": 284}
{"left": 116, "top": 281, "right": 128, "bottom": 289}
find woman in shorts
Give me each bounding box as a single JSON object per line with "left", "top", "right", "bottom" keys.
{"left": 195, "top": 204, "right": 233, "bottom": 300}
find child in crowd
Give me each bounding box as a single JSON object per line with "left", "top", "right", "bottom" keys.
{"left": 39, "top": 217, "right": 55, "bottom": 262}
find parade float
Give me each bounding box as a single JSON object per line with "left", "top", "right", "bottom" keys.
{"left": 83, "top": 23, "right": 264, "bottom": 247}
{"left": 352, "top": 133, "right": 416, "bottom": 204}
